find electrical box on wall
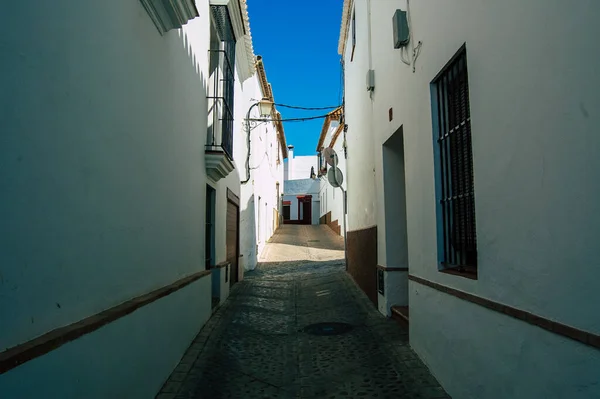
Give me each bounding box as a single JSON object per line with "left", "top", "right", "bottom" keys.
{"left": 366, "top": 69, "right": 375, "bottom": 92}
{"left": 393, "top": 9, "right": 409, "bottom": 48}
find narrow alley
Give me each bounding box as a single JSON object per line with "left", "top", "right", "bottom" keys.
{"left": 156, "top": 226, "right": 448, "bottom": 399}
{"left": 2, "top": 1, "right": 599, "bottom": 398}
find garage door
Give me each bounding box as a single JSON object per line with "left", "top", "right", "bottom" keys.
{"left": 226, "top": 200, "right": 239, "bottom": 286}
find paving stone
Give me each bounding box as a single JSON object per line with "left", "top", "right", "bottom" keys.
{"left": 157, "top": 226, "right": 449, "bottom": 399}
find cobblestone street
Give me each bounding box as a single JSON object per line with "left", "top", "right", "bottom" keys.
{"left": 157, "top": 226, "right": 448, "bottom": 399}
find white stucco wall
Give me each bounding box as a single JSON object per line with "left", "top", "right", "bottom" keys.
{"left": 0, "top": 0, "right": 213, "bottom": 351}
{"left": 283, "top": 178, "right": 320, "bottom": 224}
{"left": 0, "top": 0, "right": 250, "bottom": 395}
{"left": 319, "top": 124, "right": 347, "bottom": 237}
{"left": 236, "top": 74, "right": 285, "bottom": 269}
{"left": 0, "top": 277, "right": 211, "bottom": 399}
{"left": 252, "top": 120, "right": 284, "bottom": 260}
{"left": 343, "top": 0, "right": 600, "bottom": 397}
{"left": 342, "top": 0, "right": 377, "bottom": 232}
{"left": 284, "top": 153, "right": 318, "bottom": 181}
{"left": 236, "top": 74, "right": 261, "bottom": 271}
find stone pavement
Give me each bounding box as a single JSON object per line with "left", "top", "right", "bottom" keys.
{"left": 157, "top": 226, "right": 449, "bottom": 399}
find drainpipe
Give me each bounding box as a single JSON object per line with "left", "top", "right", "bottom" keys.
{"left": 241, "top": 101, "right": 261, "bottom": 185}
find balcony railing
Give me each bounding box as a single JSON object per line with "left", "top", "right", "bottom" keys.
{"left": 207, "top": 48, "right": 235, "bottom": 160}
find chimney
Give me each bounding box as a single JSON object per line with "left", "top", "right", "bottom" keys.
{"left": 287, "top": 145, "right": 294, "bottom": 180}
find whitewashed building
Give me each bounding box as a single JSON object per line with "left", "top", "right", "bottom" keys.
{"left": 316, "top": 107, "right": 347, "bottom": 237}
{"left": 339, "top": 0, "right": 600, "bottom": 398}
{"left": 282, "top": 147, "right": 320, "bottom": 225}
{"left": 239, "top": 56, "right": 288, "bottom": 270}
{"left": 0, "top": 0, "right": 269, "bottom": 397}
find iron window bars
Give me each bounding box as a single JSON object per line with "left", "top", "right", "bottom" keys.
{"left": 207, "top": 6, "right": 236, "bottom": 160}
{"left": 433, "top": 46, "right": 477, "bottom": 270}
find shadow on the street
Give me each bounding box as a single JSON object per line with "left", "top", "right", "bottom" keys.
{"left": 248, "top": 259, "right": 346, "bottom": 279}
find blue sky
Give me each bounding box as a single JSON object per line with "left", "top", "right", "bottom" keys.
{"left": 247, "top": 0, "right": 344, "bottom": 156}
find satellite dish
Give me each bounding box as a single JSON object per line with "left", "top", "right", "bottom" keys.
{"left": 323, "top": 147, "right": 339, "bottom": 167}
{"left": 327, "top": 167, "right": 344, "bottom": 188}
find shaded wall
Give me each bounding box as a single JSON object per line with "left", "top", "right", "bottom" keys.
{"left": 347, "top": 226, "right": 377, "bottom": 305}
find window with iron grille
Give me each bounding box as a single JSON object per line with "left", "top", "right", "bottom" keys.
{"left": 432, "top": 46, "right": 477, "bottom": 272}
{"left": 207, "top": 6, "right": 236, "bottom": 160}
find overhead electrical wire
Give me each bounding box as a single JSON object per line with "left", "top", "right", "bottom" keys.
{"left": 248, "top": 113, "right": 333, "bottom": 123}
{"left": 273, "top": 103, "right": 341, "bottom": 111}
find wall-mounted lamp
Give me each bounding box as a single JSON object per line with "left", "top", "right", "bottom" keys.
{"left": 258, "top": 99, "right": 274, "bottom": 117}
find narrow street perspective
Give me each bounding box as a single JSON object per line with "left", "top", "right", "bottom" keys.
{"left": 157, "top": 225, "right": 447, "bottom": 399}
{"left": 2, "top": 0, "right": 599, "bottom": 398}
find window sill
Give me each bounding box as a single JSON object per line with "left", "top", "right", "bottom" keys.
{"left": 440, "top": 264, "right": 478, "bottom": 280}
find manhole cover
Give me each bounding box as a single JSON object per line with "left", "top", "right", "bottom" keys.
{"left": 301, "top": 322, "right": 353, "bottom": 336}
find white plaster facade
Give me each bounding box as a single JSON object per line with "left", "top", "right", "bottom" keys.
{"left": 238, "top": 58, "right": 287, "bottom": 269}
{"left": 339, "top": 0, "right": 600, "bottom": 398}
{"left": 284, "top": 147, "right": 318, "bottom": 181}
{"left": 282, "top": 148, "right": 320, "bottom": 225}
{"left": 283, "top": 179, "right": 321, "bottom": 225}
{"left": 316, "top": 109, "right": 347, "bottom": 237}
{"left": 0, "top": 0, "right": 266, "bottom": 397}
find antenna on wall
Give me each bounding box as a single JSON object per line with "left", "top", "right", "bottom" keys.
{"left": 323, "top": 147, "right": 349, "bottom": 268}
{"left": 324, "top": 148, "right": 343, "bottom": 188}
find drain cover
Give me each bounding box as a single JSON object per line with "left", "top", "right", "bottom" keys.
{"left": 302, "top": 322, "right": 353, "bottom": 336}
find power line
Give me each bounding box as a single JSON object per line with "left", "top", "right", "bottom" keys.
{"left": 248, "top": 113, "right": 332, "bottom": 123}
{"left": 273, "top": 103, "right": 341, "bottom": 111}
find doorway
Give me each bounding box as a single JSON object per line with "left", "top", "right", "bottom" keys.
{"left": 206, "top": 185, "right": 218, "bottom": 308}
{"left": 297, "top": 195, "right": 312, "bottom": 225}
{"left": 283, "top": 202, "right": 291, "bottom": 221}
{"left": 381, "top": 127, "right": 409, "bottom": 315}
{"left": 205, "top": 185, "right": 216, "bottom": 269}
{"left": 226, "top": 189, "right": 240, "bottom": 287}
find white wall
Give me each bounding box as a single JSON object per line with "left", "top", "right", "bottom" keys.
{"left": 0, "top": 277, "right": 211, "bottom": 399}
{"left": 236, "top": 75, "right": 285, "bottom": 269}
{"left": 283, "top": 178, "right": 320, "bottom": 223}
{"left": 0, "top": 0, "right": 212, "bottom": 352}
{"left": 285, "top": 153, "right": 318, "bottom": 181}
{"left": 342, "top": 0, "right": 377, "bottom": 232}
{"left": 410, "top": 281, "right": 600, "bottom": 399}
{"left": 319, "top": 122, "right": 347, "bottom": 237}
{"left": 252, "top": 119, "right": 284, "bottom": 260}
{"left": 236, "top": 73, "right": 261, "bottom": 271}
{"left": 343, "top": 0, "right": 600, "bottom": 397}
{"left": 0, "top": 0, "right": 250, "bottom": 395}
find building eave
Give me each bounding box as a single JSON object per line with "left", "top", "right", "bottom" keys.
{"left": 255, "top": 56, "right": 287, "bottom": 159}
{"left": 211, "top": 0, "right": 256, "bottom": 81}
{"left": 255, "top": 56, "right": 273, "bottom": 100}
{"left": 338, "top": 0, "right": 352, "bottom": 56}
{"left": 239, "top": 0, "right": 256, "bottom": 80}
{"left": 329, "top": 123, "right": 344, "bottom": 148}
{"left": 316, "top": 107, "right": 343, "bottom": 152}
{"left": 276, "top": 112, "right": 288, "bottom": 159}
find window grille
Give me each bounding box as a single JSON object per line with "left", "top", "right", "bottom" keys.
{"left": 207, "top": 6, "right": 236, "bottom": 159}
{"left": 433, "top": 46, "right": 477, "bottom": 269}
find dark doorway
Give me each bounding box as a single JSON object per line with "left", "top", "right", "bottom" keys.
{"left": 226, "top": 195, "right": 240, "bottom": 287}
{"left": 205, "top": 185, "right": 216, "bottom": 269}
{"left": 298, "top": 195, "right": 313, "bottom": 225}
{"left": 283, "top": 203, "right": 291, "bottom": 220}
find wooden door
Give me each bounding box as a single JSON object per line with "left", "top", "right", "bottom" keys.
{"left": 303, "top": 198, "right": 312, "bottom": 225}
{"left": 226, "top": 200, "right": 239, "bottom": 286}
